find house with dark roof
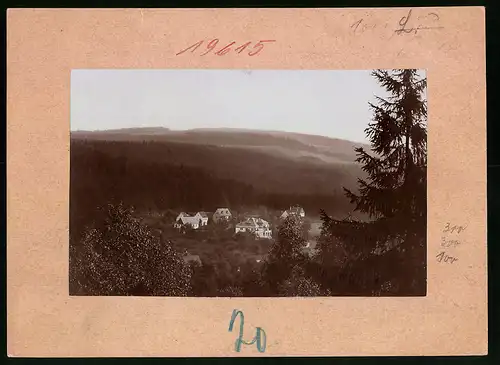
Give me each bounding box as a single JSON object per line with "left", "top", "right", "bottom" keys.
{"left": 213, "top": 208, "right": 232, "bottom": 223}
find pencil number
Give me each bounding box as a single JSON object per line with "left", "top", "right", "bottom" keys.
{"left": 176, "top": 39, "right": 276, "bottom": 57}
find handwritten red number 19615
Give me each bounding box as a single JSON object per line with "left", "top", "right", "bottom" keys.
{"left": 176, "top": 39, "right": 276, "bottom": 57}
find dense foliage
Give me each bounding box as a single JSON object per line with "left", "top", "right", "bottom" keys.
{"left": 69, "top": 203, "right": 192, "bottom": 296}
{"left": 278, "top": 266, "right": 330, "bottom": 297}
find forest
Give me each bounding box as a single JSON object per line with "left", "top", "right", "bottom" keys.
{"left": 69, "top": 69, "right": 427, "bottom": 297}
{"left": 69, "top": 136, "right": 360, "bottom": 240}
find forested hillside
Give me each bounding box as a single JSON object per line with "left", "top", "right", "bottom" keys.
{"left": 70, "top": 132, "right": 365, "bottom": 240}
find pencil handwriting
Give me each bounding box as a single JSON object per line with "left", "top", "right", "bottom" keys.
{"left": 441, "top": 236, "right": 461, "bottom": 248}
{"left": 395, "top": 9, "right": 444, "bottom": 35}
{"left": 350, "top": 18, "right": 378, "bottom": 35}
{"left": 436, "top": 251, "right": 458, "bottom": 264}
{"left": 443, "top": 222, "right": 467, "bottom": 234}
{"left": 437, "top": 222, "right": 465, "bottom": 263}
{"left": 350, "top": 9, "right": 444, "bottom": 37}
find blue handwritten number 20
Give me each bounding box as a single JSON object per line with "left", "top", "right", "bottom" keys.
{"left": 228, "top": 309, "right": 267, "bottom": 353}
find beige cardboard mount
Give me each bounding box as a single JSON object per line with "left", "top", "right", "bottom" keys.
{"left": 7, "top": 7, "right": 487, "bottom": 357}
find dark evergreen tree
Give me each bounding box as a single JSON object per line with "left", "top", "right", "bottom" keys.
{"left": 263, "top": 215, "right": 308, "bottom": 293}
{"left": 268, "top": 215, "right": 306, "bottom": 262}
{"left": 319, "top": 69, "right": 427, "bottom": 295}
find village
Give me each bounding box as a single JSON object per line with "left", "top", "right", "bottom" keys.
{"left": 173, "top": 205, "right": 306, "bottom": 239}
{"left": 154, "top": 205, "right": 320, "bottom": 266}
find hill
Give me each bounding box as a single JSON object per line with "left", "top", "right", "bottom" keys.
{"left": 71, "top": 127, "right": 369, "bottom": 165}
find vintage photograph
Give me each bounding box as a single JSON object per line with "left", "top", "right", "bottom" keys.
{"left": 70, "top": 69, "right": 427, "bottom": 297}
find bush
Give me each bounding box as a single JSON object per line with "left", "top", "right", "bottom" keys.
{"left": 278, "top": 266, "right": 330, "bottom": 297}
{"left": 218, "top": 285, "right": 244, "bottom": 297}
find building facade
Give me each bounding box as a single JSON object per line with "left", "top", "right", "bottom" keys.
{"left": 213, "top": 208, "right": 232, "bottom": 223}
{"left": 174, "top": 212, "right": 208, "bottom": 230}
{"left": 235, "top": 217, "right": 272, "bottom": 239}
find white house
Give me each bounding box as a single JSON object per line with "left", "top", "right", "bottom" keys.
{"left": 280, "top": 206, "right": 306, "bottom": 220}
{"left": 193, "top": 212, "right": 209, "bottom": 226}
{"left": 174, "top": 212, "right": 208, "bottom": 230}
{"left": 213, "top": 208, "right": 232, "bottom": 223}
{"left": 235, "top": 217, "right": 272, "bottom": 239}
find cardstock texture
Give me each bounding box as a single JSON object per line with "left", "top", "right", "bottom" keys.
{"left": 7, "top": 7, "right": 487, "bottom": 357}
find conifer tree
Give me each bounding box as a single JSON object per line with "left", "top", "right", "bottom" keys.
{"left": 263, "top": 215, "right": 308, "bottom": 293}
{"left": 319, "top": 69, "right": 427, "bottom": 294}
{"left": 268, "top": 215, "right": 306, "bottom": 263}
{"left": 348, "top": 69, "right": 427, "bottom": 231}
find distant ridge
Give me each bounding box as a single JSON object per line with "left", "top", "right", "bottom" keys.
{"left": 74, "top": 127, "right": 172, "bottom": 135}
{"left": 72, "top": 127, "right": 369, "bottom": 147}
{"left": 71, "top": 127, "right": 369, "bottom": 165}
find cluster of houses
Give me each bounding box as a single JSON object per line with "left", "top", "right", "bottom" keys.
{"left": 173, "top": 208, "right": 232, "bottom": 230}
{"left": 173, "top": 206, "right": 306, "bottom": 240}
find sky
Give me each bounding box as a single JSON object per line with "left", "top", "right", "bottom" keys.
{"left": 71, "top": 69, "right": 408, "bottom": 144}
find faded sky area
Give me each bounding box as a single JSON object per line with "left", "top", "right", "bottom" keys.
{"left": 71, "top": 69, "right": 419, "bottom": 144}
